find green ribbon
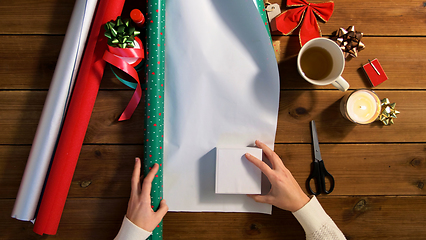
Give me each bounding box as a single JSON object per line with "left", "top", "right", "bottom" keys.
{"left": 109, "top": 63, "right": 144, "bottom": 89}
{"left": 104, "top": 16, "right": 140, "bottom": 48}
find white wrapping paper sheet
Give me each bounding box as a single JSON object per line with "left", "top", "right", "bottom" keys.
{"left": 12, "top": 0, "right": 98, "bottom": 221}
{"left": 164, "top": 0, "right": 280, "bottom": 213}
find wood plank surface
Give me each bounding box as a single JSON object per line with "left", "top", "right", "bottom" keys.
{"left": 0, "top": 36, "right": 139, "bottom": 90}
{"left": 0, "top": 145, "right": 138, "bottom": 199}
{"left": 2, "top": 143, "right": 424, "bottom": 199}
{"left": 268, "top": 0, "right": 426, "bottom": 36}
{"left": 275, "top": 36, "right": 426, "bottom": 90}
{"left": 0, "top": 0, "right": 145, "bottom": 35}
{"left": 0, "top": 90, "right": 144, "bottom": 144}
{"left": 2, "top": 35, "right": 426, "bottom": 90}
{"left": 0, "top": 90, "right": 421, "bottom": 144}
{"left": 2, "top": 0, "right": 426, "bottom": 35}
{"left": 1, "top": 196, "right": 425, "bottom": 239}
{"left": 0, "top": 0, "right": 75, "bottom": 34}
{"left": 277, "top": 90, "right": 424, "bottom": 143}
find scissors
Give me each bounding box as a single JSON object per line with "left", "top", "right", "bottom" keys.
{"left": 306, "top": 120, "right": 335, "bottom": 195}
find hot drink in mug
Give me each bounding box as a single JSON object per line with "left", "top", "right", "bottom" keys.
{"left": 297, "top": 38, "right": 349, "bottom": 91}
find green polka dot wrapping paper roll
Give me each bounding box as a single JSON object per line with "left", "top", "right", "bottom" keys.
{"left": 144, "top": 0, "right": 165, "bottom": 239}
{"left": 254, "top": 0, "right": 271, "bottom": 40}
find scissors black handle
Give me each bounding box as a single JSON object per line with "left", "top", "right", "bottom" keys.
{"left": 306, "top": 160, "right": 335, "bottom": 195}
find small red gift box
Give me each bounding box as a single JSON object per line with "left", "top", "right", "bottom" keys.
{"left": 363, "top": 58, "right": 388, "bottom": 87}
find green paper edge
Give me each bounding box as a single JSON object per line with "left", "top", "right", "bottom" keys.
{"left": 254, "top": 0, "right": 271, "bottom": 41}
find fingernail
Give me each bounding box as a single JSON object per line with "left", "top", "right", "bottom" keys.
{"left": 135, "top": 157, "right": 139, "bottom": 162}
{"left": 246, "top": 153, "right": 251, "bottom": 157}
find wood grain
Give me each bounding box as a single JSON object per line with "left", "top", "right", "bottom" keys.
{"left": 0, "top": 90, "right": 420, "bottom": 144}
{"left": 2, "top": 0, "right": 426, "bottom": 35}
{"left": 275, "top": 36, "right": 426, "bottom": 90}
{"left": 2, "top": 144, "right": 424, "bottom": 199}
{"left": 277, "top": 90, "right": 424, "bottom": 143}
{"left": 0, "top": 36, "right": 139, "bottom": 90}
{"left": 276, "top": 144, "right": 426, "bottom": 196}
{"left": 1, "top": 196, "right": 426, "bottom": 239}
{"left": 0, "top": 91, "right": 144, "bottom": 144}
{"left": 268, "top": 0, "right": 426, "bottom": 36}
{"left": 2, "top": 35, "right": 425, "bottom": 90}
{"left": 0, "top": 145, "right": 139, "bottom": 198}
{"left": 0, "top": 0, "right": 75, "bottom": 34}
{"left": 0, "top": 0, "right": 146, "bottom": 35}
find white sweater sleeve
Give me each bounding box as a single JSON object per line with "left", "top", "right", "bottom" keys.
{"left": 114, "top": 216, "right": 152, "bottom": 240}
{"left": 292, "top": 196, "right": 346, "bottom": 240}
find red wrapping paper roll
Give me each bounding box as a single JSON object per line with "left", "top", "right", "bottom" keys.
{"left": 33, "top": 0, "right": 125, "bottom": 235}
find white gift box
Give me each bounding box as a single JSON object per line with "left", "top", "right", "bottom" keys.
{"left": 215, "top": 147, "right": 263, "bottom": 194}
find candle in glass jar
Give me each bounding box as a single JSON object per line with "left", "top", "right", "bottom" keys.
{"left": 340, "top": 89, "right": 381, "bottom": 124}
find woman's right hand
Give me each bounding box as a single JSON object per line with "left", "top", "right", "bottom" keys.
{"left": 245, "top": 140, "right": 310, "bottom": 212}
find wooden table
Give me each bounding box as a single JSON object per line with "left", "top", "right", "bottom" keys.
{"left": 1, "top": 0, "right": 425, "bottom": 239}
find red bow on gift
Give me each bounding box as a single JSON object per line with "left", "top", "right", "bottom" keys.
{"left": 275, "top": 0, "right": 334, "bottom": 46}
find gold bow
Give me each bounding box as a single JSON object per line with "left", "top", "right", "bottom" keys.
{"left": 379, "top": 98, "right": 400, "bottom": 125}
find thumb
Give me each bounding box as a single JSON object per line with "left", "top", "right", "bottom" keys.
{"left": 247, "top": 194, "right": 270, "bottom": 204}
{"left": 155, "top": 199, "right": 169, "bottom": 218}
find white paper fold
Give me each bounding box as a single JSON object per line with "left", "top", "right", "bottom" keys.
{"left": 164, "top": 0, "right": 280, "bottom": 214}
{"left": 12, "top": 0, "right": 98, "bottom": 221}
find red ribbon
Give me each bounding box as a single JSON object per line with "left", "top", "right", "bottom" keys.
{"left": 103, "top": 36, "right": 143, "bottom": 121}
{"left": 275, "top": 0, "right": 334, "bottom": 46}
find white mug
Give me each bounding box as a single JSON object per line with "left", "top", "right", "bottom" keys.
{"left": 297, "top": 38, "right": 349, "bottom": 91}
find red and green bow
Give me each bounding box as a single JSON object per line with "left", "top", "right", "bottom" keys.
{"left": 275, "top": 0, "right": 334, "bottom": 46}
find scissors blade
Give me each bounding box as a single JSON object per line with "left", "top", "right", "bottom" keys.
{"left": 310, "top": 120, "right": 322, "bottom": 161}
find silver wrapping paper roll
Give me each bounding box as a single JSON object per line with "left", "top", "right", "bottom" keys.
{"left": 11, "top": 0, "right": 98, "bottom": 221}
